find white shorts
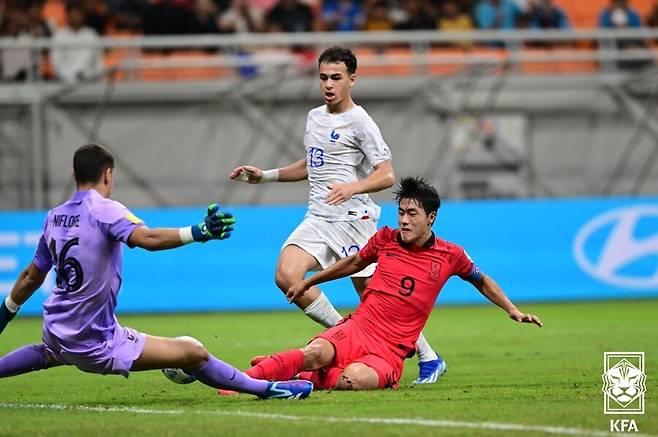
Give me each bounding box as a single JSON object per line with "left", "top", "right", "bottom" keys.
{"left": 282, "top": 217, "right": 377, "bottom": 277}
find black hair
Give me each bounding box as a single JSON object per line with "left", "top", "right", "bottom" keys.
{"left": 66, "top": 1, "right": 84, "bottom": 13}
{"left": 318, "top": 46, "right": 357, "bottom": 75}
{"left": 73, "top": 144, "right": 114, "bottom": 185}
{"left": 394, "top": 177, "right": 441, "bottom": 215}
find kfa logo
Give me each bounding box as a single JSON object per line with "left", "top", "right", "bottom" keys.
{"left": 610, "top": 419, "right": 639, "bottom": 433}
{"left": 602, "top": 352, "right": 646, "bottom": 414}
{"left": 573, "top": 206, "right": 658, "bottom": 289}
{"left": 329, "top": 129, "right": 340, "bottom": 144}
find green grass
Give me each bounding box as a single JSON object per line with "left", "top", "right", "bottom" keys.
{"left": 1, "top": 300, "right": 657, "bottom": 436}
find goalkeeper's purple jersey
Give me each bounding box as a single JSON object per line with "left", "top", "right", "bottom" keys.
{"left": 32, "top": 190, "right": 143, "bottom": 354}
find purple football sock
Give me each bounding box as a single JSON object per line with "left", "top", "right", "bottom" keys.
{"left": 188, "top": 355, "right": 269, "bottom": 396}
{"left": 0, "top": 344, "right": 49, "bottom": 378}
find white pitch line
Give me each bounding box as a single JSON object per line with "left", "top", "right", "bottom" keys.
{"left": 1, "top": 402, "right": 650, "bottom": 437}
{"left": 0, "top": 403, "right": 183, "bottom": 415}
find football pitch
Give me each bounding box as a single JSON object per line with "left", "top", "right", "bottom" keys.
{"left": 1, "top": 300, "right": 656, "bottom": 436}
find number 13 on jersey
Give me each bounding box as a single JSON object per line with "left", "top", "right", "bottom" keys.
{"left": 308, "top": 146, "right": 324, "bottom": 168}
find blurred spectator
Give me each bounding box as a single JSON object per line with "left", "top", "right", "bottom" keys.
{"left": 1, "top": 7, "right": 40, "bottom": 81}
{"left": 218, "top": 0, "right": 264, "bottom": 78}
{"left": 250, "top": 0, "right": 278, "bottom": 15}
{"left": 218, "top": 0, "right": 264, "bottom": 33}
{"left": 265, "top": 0, "right": 316, "bottom": 32}
{"left": 143, "top": 0, "right": 197, "bottom": 35}
{"left": 51, "top": 2, "right": 103, "bottom": 83}
{"left": 437, "top": 0, "right": 474, "bottom": 32}
{"left": 474, "top": 0, "right": 521, "bottom": 30}
{"left": 599, "top": 0, "right": 649, "bottom": 70}
{"left": 456, "top": 0, "right": 477, "bottom": 17}
{"left": 512, "top": 0, "right": 529, "bottom": 13}
{"left": 82, "top": 0, "right": 110, "bottom": 35}
{"left": 106, "top": 0, "right": 149, "bottom": 32}
{"left": 649, "top": 0, "right": 658, "bottom": 27}
{"left": 526, "top": 0, "right": 569, "bottom": 29}
{"left": 394, "top": 0, "right": 435, "bottom": 30}
{"left": 191, "top": 0, "right": 220, "bottom": 33}
{"left": 322, "top": 0, "right": 364, "bottom": 31}
{"left": 27, "top": 0, "right": 53, "bottom": 38}
{"left": 598, "top": 0, "right": 641, "bottom": 28}
{"left": 363, "top": 0, "right": 392, "bottom": 31}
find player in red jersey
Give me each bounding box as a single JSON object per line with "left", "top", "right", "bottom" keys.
{"left": 245, "top": 177, "right": 543, "bottom": 390}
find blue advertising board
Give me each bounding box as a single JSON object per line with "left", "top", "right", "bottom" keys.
{"left": 1, "top": 196, "right": 656, "bottom": 316}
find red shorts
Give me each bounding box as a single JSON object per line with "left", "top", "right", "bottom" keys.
{"left": 302, "top": 317, "right": 404, "bottom": 390}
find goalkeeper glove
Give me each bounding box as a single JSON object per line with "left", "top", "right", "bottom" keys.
{"left": 191, "top": 203, "right": 236, "bottom": 242}
{"left": 0, "top": 297, "right": 17, "bottom": 335}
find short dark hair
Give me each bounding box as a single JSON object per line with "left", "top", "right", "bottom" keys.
{"left": 394, "top": 177, "right": 441, "bottom": 215}
{"left": 73, "top": 144, "right": 114, "bottom": 185}
{"left": 66, "top": 1, "right": 84, "bottom": 14}
{"left": 318, "top": 46, "right": 357, "bottom": 75}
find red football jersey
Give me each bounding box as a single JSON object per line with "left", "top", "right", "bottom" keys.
{"left": 353, "top": 226, "right": 480, "bottom": 358}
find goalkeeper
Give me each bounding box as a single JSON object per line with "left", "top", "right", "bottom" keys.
{"left": 0, "top": 144, "right": 312, "bottom": 400}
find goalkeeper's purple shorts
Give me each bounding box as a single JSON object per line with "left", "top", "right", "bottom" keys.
{"left": 43, "top": 325, "right": 146, "bottom": 377}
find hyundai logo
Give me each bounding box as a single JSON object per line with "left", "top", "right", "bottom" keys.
{"left": 573, "top": 206, "right": 658, "bottom": 289}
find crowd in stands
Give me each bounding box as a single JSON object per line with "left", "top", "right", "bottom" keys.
{"left": 4, "top": 0, "right": 658, "bottom": 36}
{"left": 1, "top": 0, "right": 657, "bottom": 81}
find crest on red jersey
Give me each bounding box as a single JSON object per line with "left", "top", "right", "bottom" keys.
{"left": 429, "top": 261, "right": 441, "bottom": 279}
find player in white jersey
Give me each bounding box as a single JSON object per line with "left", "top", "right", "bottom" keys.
{"left": 230, "top": 46, "right": 445, "bottom": 383}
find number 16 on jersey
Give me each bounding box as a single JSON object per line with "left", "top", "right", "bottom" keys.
{"left": 48, "top": 238, "right": 84, "bottom": 292}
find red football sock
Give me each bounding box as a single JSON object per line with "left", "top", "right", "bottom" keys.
{"left": 245, "top": 349, "right": 304, "bottom": 380}
{"left": 297, "top": 371, "right": 324, "bottom": 389}
{"left": 297, "top": 367, "right": 343, "bottom": 390}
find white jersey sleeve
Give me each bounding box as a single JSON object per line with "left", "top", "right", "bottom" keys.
{"left": 356, "top": 113, "right": 392, "bottom": 169}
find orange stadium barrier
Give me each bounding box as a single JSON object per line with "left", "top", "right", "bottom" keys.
{"left": 137, "top": 51, "right": 231, "bottom": 81}
{"left": 95, "top": 45, "right": 625, "bottom": 81}
{"left": 354, "top": 47, "right": 414, "bottom": 76}
{"left": 520, "top": 48, "right": 598, "bottom": 75}
{"left": 427, "top": 47, "right": 486, "bottom": 76}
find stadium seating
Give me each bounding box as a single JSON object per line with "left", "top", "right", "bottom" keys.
{"left": 33, "top": 0, "right": 658, "bottom": 82}
{"left": 553, "top": 0, "right": 655, "bottom": 28}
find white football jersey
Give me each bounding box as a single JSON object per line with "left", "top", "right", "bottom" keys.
{"left": 304, "top": 104, "right": 392, "bottom": 222}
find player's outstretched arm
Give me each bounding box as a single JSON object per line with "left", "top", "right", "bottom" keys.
{"left": 472, "top": 274, "right": 543, "bottom": 328}
{"left": 278, "top": 159, "right": 308, "bottom": 182}
{"left": 230, "top": 159, "right": 307, "bottom": 184}
{"left": 0, "top": 263, "right": 48, "bottom": 335}
{"left": 326, "top": 160, "right": 394, "bottom": 206}
{"left": 286, "top": 254, "right": 371, "bottom": 302}
{"left": 128, "top": 204, "right": 235, "bottom": 251}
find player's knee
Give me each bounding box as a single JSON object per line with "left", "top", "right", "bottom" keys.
{"left": 274, "top": 266, "right": 300, "bottom": 292}
{"left": 302, "top": 341, "right": 333, "bottom": 369}
{"left": 335, "top": 363, "right": 379, "bottom": 390}
{"left": 179, "top": 337, "right": 208, "bottom": 369}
